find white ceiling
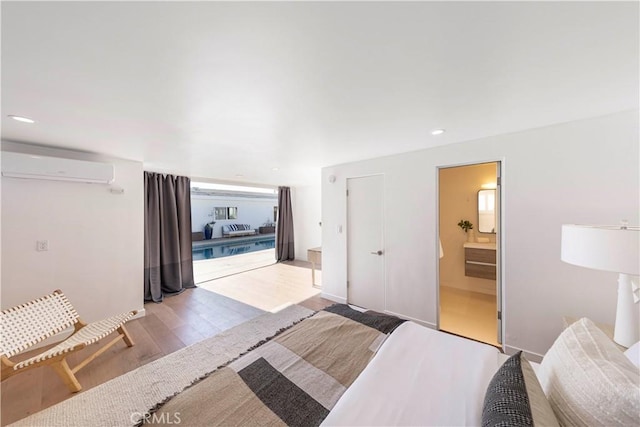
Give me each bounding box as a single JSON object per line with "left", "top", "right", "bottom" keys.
{"left": 2, "top": 1, "right": 638, "bottom": 187}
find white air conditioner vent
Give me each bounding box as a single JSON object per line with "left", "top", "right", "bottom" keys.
{"left": 1, "top": 152, "right": 115, "bottom": 184}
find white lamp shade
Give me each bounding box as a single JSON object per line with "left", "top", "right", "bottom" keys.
{"left": 561, "top": 225, "right": 639, "bottom": 275}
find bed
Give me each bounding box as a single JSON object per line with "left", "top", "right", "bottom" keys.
{"left": 325, "top": 312, "right": 639, "bottom": 427}
{"left": 143, "top": 304, "right": 639, "bottom": 426}
{"left": 322, "top": 321, "right": 506, "bottom": 426}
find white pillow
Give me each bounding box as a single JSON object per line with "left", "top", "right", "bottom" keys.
{"left": 624, "top": 341, "right": 640, "bottom": 367}
{"left": 538, "top": 318, "right": 640, "bottom": 427}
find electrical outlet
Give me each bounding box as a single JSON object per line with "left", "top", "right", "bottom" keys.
{"left": 36, "top": 240, "right": 49, "bottom": 251}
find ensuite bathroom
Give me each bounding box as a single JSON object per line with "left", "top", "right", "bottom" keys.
{"left": 439, "top": 162, "right": 500, "bottom": 347}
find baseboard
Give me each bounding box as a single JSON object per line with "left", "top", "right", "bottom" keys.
{"left": 504, "top": 345, "right": 544, "bottom": 363}
{"left": 383, "top": 310, "right": 436, "bottom": 329}
{"left": 132, "top": 308, "right": 146, "bottom": 319}
{"left": 320, "top": 292, "right": 346, "bottom": 304}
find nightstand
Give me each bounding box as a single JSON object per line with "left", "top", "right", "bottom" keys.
{"left": 307, "top": 247, "right": 322, "bottom": 288}
{"left": 563, "top": 316, "right": 627, "bottom": 351}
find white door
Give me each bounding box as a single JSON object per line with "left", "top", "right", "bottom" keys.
{"left": 347, "top": 175, "right": 385, "bottom": 312}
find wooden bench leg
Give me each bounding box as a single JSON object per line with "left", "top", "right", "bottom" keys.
{"left": 118, "top": 324, "right": 135, "bottom": 347}
{"left": 51, "top": 359, "right": 82, "bottom": 393}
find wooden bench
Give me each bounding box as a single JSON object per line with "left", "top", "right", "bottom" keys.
{"left": 0, "top": 289, "right": 137, "bottom": 392}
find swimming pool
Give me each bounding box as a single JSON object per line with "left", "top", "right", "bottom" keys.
{"left": 192, "top": 236, "right": 275, "bottom": 260}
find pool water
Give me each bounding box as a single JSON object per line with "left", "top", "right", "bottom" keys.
{"left": 193, "top": 236, "right": 275, "bottom": 260}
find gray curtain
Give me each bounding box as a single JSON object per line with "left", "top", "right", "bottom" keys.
{"left": 276, "top": 186, "right": 295, "bottom": 261}
{"left": 144, "top": 172, "right": 195, "bottom": 302}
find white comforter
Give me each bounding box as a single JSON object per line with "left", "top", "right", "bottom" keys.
{"left": 322, "top": 322, "right": 504, "bottom": 426}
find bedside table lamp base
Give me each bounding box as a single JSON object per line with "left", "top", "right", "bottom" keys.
{"left": 614, "top": 273, "right": 640, "bottom": 348}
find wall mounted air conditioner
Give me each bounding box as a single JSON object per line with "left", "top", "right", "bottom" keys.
{"left": 1, "top": 152, "right": 115, "bottom": 184}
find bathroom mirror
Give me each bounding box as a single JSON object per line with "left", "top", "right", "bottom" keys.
{"left": 478, "top": 189, "right": 496, "bottom": 233}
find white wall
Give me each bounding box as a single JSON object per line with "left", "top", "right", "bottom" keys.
{"left": 292, "top": 183, "right": 322, "bottom": 261}
{"left": 1, "top": 141, "right": 144, "bottom": 322}
{"left": 321, "top": 110, "right": 639, "bottom": 359}
{"left": 191, "top": 194, "right": 277, "bottom": 238}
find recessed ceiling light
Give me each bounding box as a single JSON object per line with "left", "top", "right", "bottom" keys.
{"left": 235, "top": 174, "right": 244, "bottom": 178}
{"left": 8, "top": 115, "right": 35, "bottom": 124}
{"left": 272, "top": 167, "right": 280, "bottom": 172}
{"left": 431, "top": 129, "right": 445, "bottom": 136}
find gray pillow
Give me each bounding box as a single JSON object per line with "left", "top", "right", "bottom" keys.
{"left": 483, "top": 351, "right": 559, "bottom": 427}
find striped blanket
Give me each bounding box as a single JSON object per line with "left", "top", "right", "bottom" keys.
{"left": 146, "top": 305, "right": 406, "bottom": 426}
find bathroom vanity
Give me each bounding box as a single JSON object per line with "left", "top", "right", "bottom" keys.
{"left": 463, "top": 242, "right": 496, "bottom": 280}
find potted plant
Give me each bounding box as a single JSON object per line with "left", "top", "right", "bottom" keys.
{"left": 457, "top": 219, "right": 475, "bottom": 243}
{"left": 204, "top": 221, "right": 216, "bottom": 240}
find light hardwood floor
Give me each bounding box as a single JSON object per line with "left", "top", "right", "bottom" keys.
{"left": 439, "top": 286, "right": 500, "bottom": 347}
{"left": 1, "top": 262, "right": 333, "bottom": 426}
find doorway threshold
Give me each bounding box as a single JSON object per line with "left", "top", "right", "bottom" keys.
{"left": 193, "top": 249, "right": 275, "bottom": 284}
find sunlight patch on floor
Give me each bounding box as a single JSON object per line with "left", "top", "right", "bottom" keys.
{"left": 193, "top": 249, "right": 276, "bottom": 283}
{"left": 198, "top": 261, "right": 321, "bottom": 313}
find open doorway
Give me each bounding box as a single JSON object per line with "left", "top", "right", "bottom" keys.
{"left": 438, "top": 162, "right": 502, "bottom": 347}
{"left": 190, "top": 182, "right": 278, "bottom": 283}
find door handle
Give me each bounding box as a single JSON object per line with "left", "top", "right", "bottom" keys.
{"left": 370, "top": 250, "right": 383, "bottom": 256}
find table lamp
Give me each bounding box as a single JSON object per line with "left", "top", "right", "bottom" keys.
{"left": 561, "top": 223, "right": 640, "bottom": 347}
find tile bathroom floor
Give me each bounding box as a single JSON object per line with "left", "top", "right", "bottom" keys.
{"left": 439, "top": 286, "right": 500, "bottom": 347}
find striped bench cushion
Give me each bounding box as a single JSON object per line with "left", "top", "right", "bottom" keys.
{"left": 227, "top": 224, "right": 251, "bottom": 231}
